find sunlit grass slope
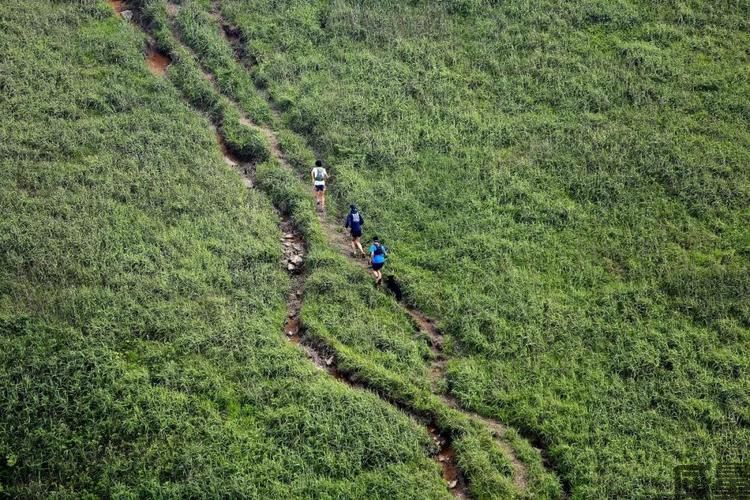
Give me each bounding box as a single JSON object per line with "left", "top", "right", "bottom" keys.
{"left": 140, "top": 1, "right": 556, "bottom": 495}
{"left": 221, "top": 0, "right": 750, "bottom": 496}
{"left": 0, "top": 1, "right": 451, "bottom": 497}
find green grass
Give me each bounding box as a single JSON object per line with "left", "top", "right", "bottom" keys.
{"left": 174, "top": 0, "right": 272, "bottom": 124}
{"left": 0, "top": 1, "right": 456, "bottom": 497}
{"left": 157, "top": 2, "right": 560, "bottom": 493}
{"left": 137, "top": 0, "right": 270, "bottom": 162}
{"left": 3, "top": 0, "right": 747, "bottom": 497}
{"left": 219, "top": 0, "right": 750, "bottom": 497}
{"left": 255, "top": 156, "right": 561, "bottom": 499}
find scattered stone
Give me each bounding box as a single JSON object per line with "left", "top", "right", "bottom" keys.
{"left": 448, "top": 480, "right": 458, "bottom": 489}
{"left": 286, "top": 331, "right": 294, "bottom": 337}
{"left": 287, "top": 263, "right": 296, "bottom": 271}
{"left": 121, "top": 10, "right": 133, "bottom": 21}
{"left": 290, "top": 255, "right": 303, "bottom": 265}
{"left": 325, "top": 356, "right": 334, "bottom": 366}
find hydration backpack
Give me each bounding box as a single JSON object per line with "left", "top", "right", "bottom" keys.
{"left": 373, "top": 243, "right": 386, "bottom": 257}
{"left": 351, "top": 212, "right": 361, "bottom": 224}
{"left": 314, "top": 168, "right": 326, "bottom": 181}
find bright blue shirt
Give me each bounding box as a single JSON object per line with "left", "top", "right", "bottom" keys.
{"left": 369, "top": 244, "right": 386, "bottom": 264}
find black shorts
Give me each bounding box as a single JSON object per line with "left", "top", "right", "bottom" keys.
{"left": 351, "top": 228, "right": 362, "bottom": 238}
{"left": 314, "top": 184, "right": 325, "bottom": 192}
{"left": 372, "top": 262, "right": 384, "bottom": 271}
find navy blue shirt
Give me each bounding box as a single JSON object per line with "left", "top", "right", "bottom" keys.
{"left": 345, "top": 211, "right": 364, "bottom": 233}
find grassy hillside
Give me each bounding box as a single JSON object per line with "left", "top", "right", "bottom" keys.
{"left": 218, "top": 0, "right": 750, "bottom": 496}
{"left": 0, "top": 1, "right": 452, "bottom": 497}
{"left": 136, "top": 1, "right": 560, "bottom": 495}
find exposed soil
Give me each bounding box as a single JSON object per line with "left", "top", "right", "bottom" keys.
{"left": 107, "top": 0, "right": 124, "bottom": 14}
{"left": 108, "top": 2, "right": 170, "bottom": 77}
{"left": 280, "top": 219, "right": 305, "bottom": 345}
{"left": 430, "top": 426, "right": 469, "bottom": 499}
{"left": 213, "top": 127, "right": 239, "bottom": 165}
{"left": 211, "top": 0, "right": 253, "bottom": 65}
{"left": 385, "top": 279, "right": 529, "bottom": 491}
{"left": 210, "top": 126, "right": 254, "bottom": 190}
{"left": 442, "top": 393, "right": 529, "bottom": 492}
{"left": 146, "top": 46, "right": 171, "bottom": 76}
{"left": 394, "top": 285, "right": 528, "bottom": 490}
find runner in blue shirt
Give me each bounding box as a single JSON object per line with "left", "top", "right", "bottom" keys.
{"left": 368, "top": 236, "right": 388, "bottom": 285}
{"left": 344, "top": 204, "right": 366, "bottom": 257}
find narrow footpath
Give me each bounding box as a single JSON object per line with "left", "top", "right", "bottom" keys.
{"left": 110, "top": 0, "right": 550, "bottom": 496}
{"left": 109, "top": 0, "right": 475, "bottom": 497}
{"left": 213, "top": 8, "right": 532, "bottom": 493}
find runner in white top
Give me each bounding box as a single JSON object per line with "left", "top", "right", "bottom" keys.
{"left": 311, "top": 159, "right": 329, "bottom": 211}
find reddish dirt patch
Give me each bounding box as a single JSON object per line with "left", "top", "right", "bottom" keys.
{"left": 284, "top": 315, "right": 301, "bottom": 344}
{"left": 146, "top": 47, "right": 171, "bottom": 76}
{"left": 108, "top": 0, "right": 125, "bottom": 13}
{"left": 428, "top": 426, "right": 469, "bottom": 499}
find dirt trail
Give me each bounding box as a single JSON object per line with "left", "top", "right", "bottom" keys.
{"left": 280, "top": 219, "right": 305, "bottom": 344}
{"left": 138, "top": 2, "right": 475, "bottom": 498}
{"left": 117, "top": 0, "right": 536, "bottom": 494}
{"left": 209, "top": 4, "right": 534, "bottom": 495}
{"left": 385, "top": 287, "right": 528, "bottom": 489}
